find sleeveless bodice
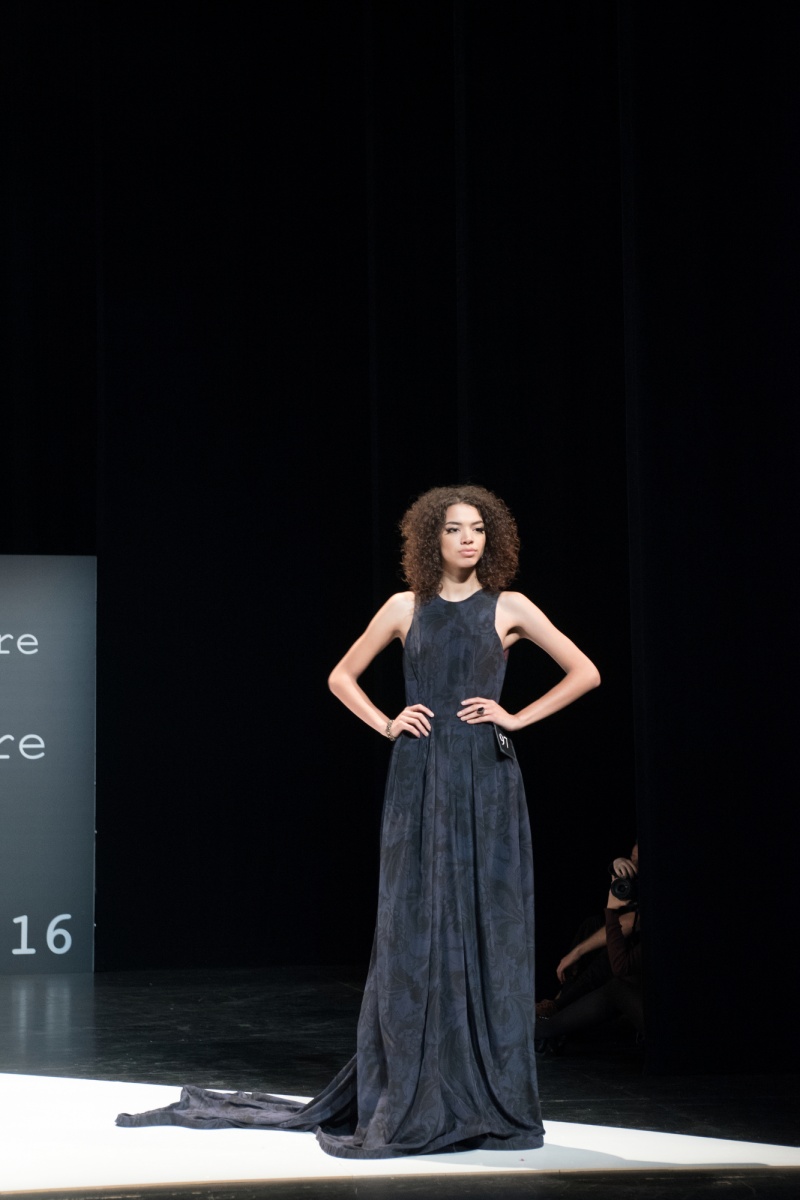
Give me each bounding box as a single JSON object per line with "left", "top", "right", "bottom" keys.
{"left": 403, "top": 590, "right": 506, "bottom": 730}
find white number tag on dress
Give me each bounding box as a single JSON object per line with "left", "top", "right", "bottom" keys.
{"left": 494, "top": 725, "right": 516, "bottom": 759}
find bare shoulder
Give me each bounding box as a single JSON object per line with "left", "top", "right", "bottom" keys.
{"left": 496, "top": 590, "right": 564, "bottom": 647}
{"left": 497, "top": 590, "right": 547, "bottom": 624}
{"left": 381, "top": 589, "right": 416, "bottom": 613}
{"left": 370, "top": 590, "right": 416, "bottom": 639}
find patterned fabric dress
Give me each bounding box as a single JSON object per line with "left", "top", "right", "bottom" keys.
{"left": 118, "top": 589, "right": 544, "bottom": 1157}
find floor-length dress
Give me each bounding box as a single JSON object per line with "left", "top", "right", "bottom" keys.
{"left": 117, "top": 589, "right": 544, "bottom": 1157}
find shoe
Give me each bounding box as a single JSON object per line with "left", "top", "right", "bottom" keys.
{"left": 534, "top": 1019, "right": 567, "bottom": 1057}
{"left": 535, "top": 1034, "right": 567, "bottom": 1057}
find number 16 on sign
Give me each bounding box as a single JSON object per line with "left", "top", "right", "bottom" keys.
{"left": 12, "top": 914, "right": 73, "bottom": 956}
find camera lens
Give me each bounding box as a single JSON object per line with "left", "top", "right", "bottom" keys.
{"left": 610, "top": 875, "right": 637, "bottom": 901}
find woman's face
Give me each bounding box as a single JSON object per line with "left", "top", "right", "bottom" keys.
{"left": 440, "top": 503, "right": 486, "bottom": 573}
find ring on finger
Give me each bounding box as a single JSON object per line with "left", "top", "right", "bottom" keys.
{"left": 477, "top": 706, "right": 485, "bottom": 715}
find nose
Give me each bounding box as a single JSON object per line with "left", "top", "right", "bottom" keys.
{"left": 461, "top": 530, "right": 473, "bottom": 543}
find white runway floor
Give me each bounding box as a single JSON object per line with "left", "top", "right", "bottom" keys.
{"left": 1, "top": 1073, "right": 799, "bottom": 1194}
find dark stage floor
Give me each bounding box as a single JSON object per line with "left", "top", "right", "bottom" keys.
{"left": 1, "top": 966, "right": 798, "bottom": 1199}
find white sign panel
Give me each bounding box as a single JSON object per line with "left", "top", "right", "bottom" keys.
{"left": 0, "top": 556, "right": 96, "bottom": 972}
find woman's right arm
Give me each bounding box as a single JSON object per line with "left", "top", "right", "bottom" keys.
{"left": 328, "top": 592, "right": 434, "bottom": 739}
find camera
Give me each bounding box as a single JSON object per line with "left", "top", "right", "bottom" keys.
{"left": 609, "top": 873, "right": 638, "bottom": 903}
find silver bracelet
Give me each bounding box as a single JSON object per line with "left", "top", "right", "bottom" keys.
{"left": 385, "top": 720, "right": 396, "bottom": 741}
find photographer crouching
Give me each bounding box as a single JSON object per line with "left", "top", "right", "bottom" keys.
{"left": 534, "top": 844, "right": 643, "bottom": 1054}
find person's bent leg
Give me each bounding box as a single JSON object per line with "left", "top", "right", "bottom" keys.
{"left": 535, "top": 980, "right": 622, "bottom": 1042}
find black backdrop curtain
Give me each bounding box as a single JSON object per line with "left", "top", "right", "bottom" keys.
{"left": 619, "top": 3, "right": 800, "bottom": 1072}
{"left": 3, "top": 1, "right": 797, "bottom": 1074}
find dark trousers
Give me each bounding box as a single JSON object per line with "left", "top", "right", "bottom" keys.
{"left": 537, "top": 975, "right": 644, "bottom": 1039}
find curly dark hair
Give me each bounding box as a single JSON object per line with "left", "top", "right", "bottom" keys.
{"left": 399, "top": 484, "right": 520, "bottom": 604}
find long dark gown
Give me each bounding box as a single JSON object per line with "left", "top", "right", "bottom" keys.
{"left": 117, "top": 589, "right": 544, "bottom": 1157}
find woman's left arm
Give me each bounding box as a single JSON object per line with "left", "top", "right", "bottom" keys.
{"left": 458, "top": 591, "right": 600, "bottom": 731}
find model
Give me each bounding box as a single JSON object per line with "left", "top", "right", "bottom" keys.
{"left": 118, "top": 484, "right": 600, "bottom": 1158}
